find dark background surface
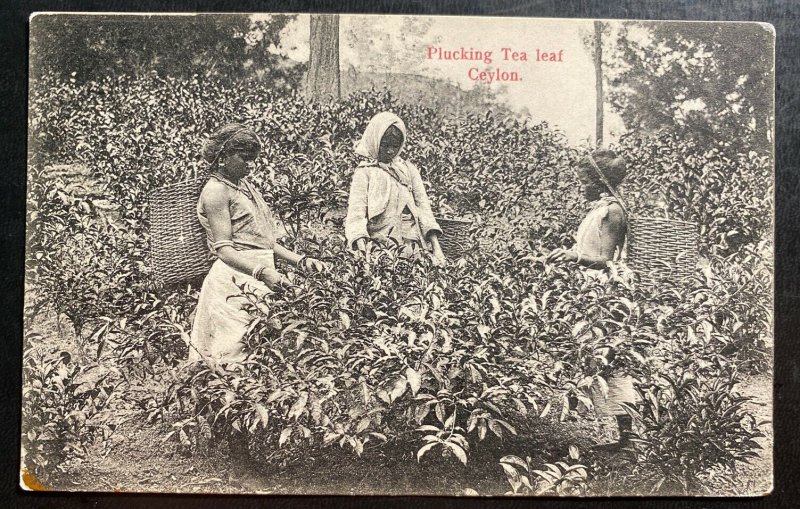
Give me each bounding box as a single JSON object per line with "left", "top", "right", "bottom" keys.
{"left": 1, "top": 0, "right": 797, "bottom": 507}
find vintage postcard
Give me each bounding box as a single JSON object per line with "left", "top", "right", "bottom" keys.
{"left": 23, "top": 12, "right": 774, "bottom": 496}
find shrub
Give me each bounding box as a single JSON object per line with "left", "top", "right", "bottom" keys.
{"left": 21, "top": 341, "right": 123, "bottom": 482}
{"left": 24, "top": 71, "right": 773, "bottom": 492}
{"left": 500, "top": 452, "right": 589, "bottom": 496}
{"left": 26, "top": 166, "right": 147, "bottom": 339}
{"left": 617, "top": 133, "right": 773, "bottom": 258}
{"left": 166, "top": 237, "right": 554, "bottom": 464}
{"left": 621, "top": 366, "right": 765, "bottom": 494}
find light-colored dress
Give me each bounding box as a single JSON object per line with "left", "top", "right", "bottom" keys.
{"left": 345, "top": 111, "right": 442, "bottom": 251}
{"left": 189, "top": 176, "right": 276, "bottom": 363}
{"left": 344, "top": 160, "right": 442, "bottom": 249}
{"left": 575, "top": 196, "right": 637, "bottom": 417}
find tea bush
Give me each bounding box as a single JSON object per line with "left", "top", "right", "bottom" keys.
{"left": 21, "top": 340, "right": 124, "bottom": 482}
{"left": 619, "top": 366, "right": 766, "bottom": 494}
{"left": 166, "top": 232, "right": 769, "bottom": 477}
{"left": 617, "top": 133, "right": 773, "bottom": 258}
{"left": 167, "top": 237, "right": 555, "bottom": 464}
{"left": 25, "top": 72, "right": 772, "bottom": 491}
{"left": 500, "top": 453, "right": 589, "bottom": 496}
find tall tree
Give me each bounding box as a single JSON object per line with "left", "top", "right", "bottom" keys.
{"left": 594, "top": 20, "right": 604, "bottom": 147}
{"left": 306, "top": 14, "right": 341, "bottom": 102}
{"left": 604, "top": 21, "right": 774, "bottom": 155}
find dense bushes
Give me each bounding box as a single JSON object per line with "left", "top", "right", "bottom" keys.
{"left": 163, "top": 231, "right": 770, "bottom": 493}
{"left": 621, "top": 366, "right": 765, "bottom": 494}
{"left": 26, "top": 73, "right": 580, "bottom": 342}
{"left": 168, "top": 238, "right": 552, "bottom": 464}
{"left": 22, "top": 340, "right": 124, "bottom": 480}
{"left": 24, "top": 73, "right": 772, "bottom": 493}
{"left": 618, "top": 134, "right": 773, "bottom": 258}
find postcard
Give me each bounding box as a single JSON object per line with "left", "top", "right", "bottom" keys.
{"left": 23, "top": 12, "right": 774, "bottom": 496}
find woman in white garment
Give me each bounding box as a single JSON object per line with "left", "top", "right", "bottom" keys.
{"left": 345, "top": 112, "right": 447, "bottom": 266}
{"left": 189, "top": 123, "right": 324, "bottom": 364}
{"left": 546, "top": 149, "right": 636, "bottom": 450}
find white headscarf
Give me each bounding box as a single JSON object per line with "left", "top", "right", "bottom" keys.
{"left": 352, "top": 112, "right": 416, "bottom": 220}
{"left": 354, "top": 111, "right": 407, "bottom": 162}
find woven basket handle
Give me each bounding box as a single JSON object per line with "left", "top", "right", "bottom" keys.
{"left": 586, "top": 153, "right": 629, "bottom": 217}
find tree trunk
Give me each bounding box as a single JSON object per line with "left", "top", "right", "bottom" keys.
{"left": 594, "top": 20, "right": 604, "bottom": 147}
{"left": 307, "top": 14, "right": 340, "bottom": 102}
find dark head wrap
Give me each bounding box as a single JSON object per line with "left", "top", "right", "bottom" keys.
{"left": 202, "top": 123, "right": 261, "bottom": 168}
{"left": 577, "top": 149, "right": 627, "bottom": 191}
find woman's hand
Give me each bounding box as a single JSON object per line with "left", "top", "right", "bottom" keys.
{"left": 258, "top": 268, "right": 293, "bottom": 292}
{"left": 429, "top": 234, "right": 447, "bottom": 267}
{"left": 546, "top": 248, "right": 579, "bottom": 264}
{"left": 354, "top": 238, "right": 371, "bottom": 271}
{"left": 432, "top": 250, "right": 448, "bottom": 267}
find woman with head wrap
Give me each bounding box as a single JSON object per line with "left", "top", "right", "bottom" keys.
{"left": 546, "top": 149, "right": 628, "bottom": 268}
{"left": 345, "top": 112, "right": 447, "bottom": 266}
{"left": 545, "top": 149, "right": 636, "bottom": 451}
{"left": 190, "top": 123, "right": 325, "bottom": 364}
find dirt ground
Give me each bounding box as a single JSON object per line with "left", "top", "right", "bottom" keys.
{"left": 715, "top": 372, "right": 773, "bottom": 496}
{"left": 43, "top": 410, "right": 616, "bottom": 496}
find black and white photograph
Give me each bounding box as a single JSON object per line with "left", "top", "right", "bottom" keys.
{"left": 22, "top": 12, "right": 774, "bottom": 496}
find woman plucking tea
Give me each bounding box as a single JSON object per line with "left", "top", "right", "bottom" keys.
{"left": 545, "top": 149, "right": 636, "bottom": 450}
{"left": 344, "top": 112, "right": 447, "bottom": 266}
{"left": 546, "top": 150, "right": 627, "bottom": 269}
{"left": 189, "top": 123, "right": 325, "bottom": 363}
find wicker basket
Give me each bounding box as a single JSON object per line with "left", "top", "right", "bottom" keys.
{"left": 436, "top": 217, "right": 473, "bottom": 259}
{"left": 627, "top": 217, "right": 699, "bottom": 283}
{"left": 149, "top": 177, "right": 210, "bottom": 286}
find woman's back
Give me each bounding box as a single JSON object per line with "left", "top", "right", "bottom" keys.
{"left": 575, "top": 196, "right": 627, "bottom": 263}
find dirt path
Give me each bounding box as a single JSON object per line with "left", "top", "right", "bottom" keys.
{"left": 48, "top": 420, "right": 244, "bottom": 494}
{"left": 47, "top": 416, "right": 512, "bottom": 495}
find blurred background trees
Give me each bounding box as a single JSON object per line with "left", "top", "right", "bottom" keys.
{"left": 602, "top": 21, "right": 774, "bottom": 155}
{"left": 31, "top": 14, "right": 774, "bottom": 157}
{"left": 30, "top": 13, "right": 304, "bottom": 90}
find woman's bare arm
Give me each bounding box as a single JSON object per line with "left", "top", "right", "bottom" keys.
{"left": 273, "top": 243, "right": 301, "bottom": 265}
{"left": 592, "top": 203, "right": 626, "bottom": 263}
{"left": 547, "top": 203, "right": 626, "bottom": 268}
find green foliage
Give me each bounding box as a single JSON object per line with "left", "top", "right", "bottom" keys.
{"left": 30, "top": 14, "right": 303, "bottom": 86}
{"left": 163, "top": 232, "right": 769, "bottom": 475}
{"left": 25, "top": 72, "right": 772, "bottom": 492}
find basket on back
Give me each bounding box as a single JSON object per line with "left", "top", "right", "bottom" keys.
{"left": 149, "top": 177, "right": 210, "bottom": 287}
{"left": 585, "top": 154, "right": 699, "bottom": 284}
{"left": 436, "top": 217, "right": 473, "bottom": 259}
{"left": 626, "top": 216, "right": 699, "bottom": 283}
